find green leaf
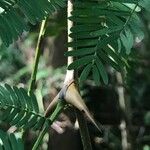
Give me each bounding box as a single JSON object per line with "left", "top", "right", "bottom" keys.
{"left": 103, "top": 46, "right": 126, "bottom": 68}
{"left": 33, "top": 117, "right": 45, "bottom": 131}
{"left": 66, "top": 0, "right": 144, "bottom": 85}
{"left": 120, "top": 28, "right": 134, "bottom": 54}
{"left": 0, "top": 84, "right": 46, "bottom": 130}
{"left": 0, "top": 130, "right": 11, "bottom": 150}
{"left": 95, "top": 56, "right": 108, "bottom": 85}
{"left": 92, "top": 65, "right": 101, "bottom": 86}
{"left": 90, "top": 26, "right": 122, "bottom": 37}
{"left": 0, "top": 130, "right": 24, "bottom": 150}
{"left": 80, "top": 64, "right": 92, "bottom": 82}
{"left": 65, "top": 47, "right": 95, "bottom": 57}
{"left": 9, "top": 134, "right": 19, "bottom": 150}
{"left": 139, "top": 0, "right": 150, "bottom": 12}
{"left": 68, "top": 55, "right": 94, "bottom": 70}
{"left": 0, "top": 0, "right": 66, "bottom": 46}
{"left": 97, "top": 50, "right": 121, "bottom": 72}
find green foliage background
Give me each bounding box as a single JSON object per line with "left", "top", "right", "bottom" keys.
{"left": 0, "top": 0, "right": 150, "bottom": 149}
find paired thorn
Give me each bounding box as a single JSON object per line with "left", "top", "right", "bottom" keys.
{"left": 45, "top": 80, "right": 102, "bottom": 132}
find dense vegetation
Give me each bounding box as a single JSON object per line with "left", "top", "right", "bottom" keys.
{"left": 0, "top": 0, "right": 150, "bottom": 149}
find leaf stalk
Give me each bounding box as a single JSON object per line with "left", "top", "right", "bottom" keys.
{"left": 32, "top": 100, "right": 65, "bottom": 150}
{"left": 28, "top": 19, "right": 47, "bottom": 95}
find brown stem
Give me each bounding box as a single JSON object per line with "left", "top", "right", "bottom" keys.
{"left": 116, "top": 72, "right": 133, "bottom": 150}
{"left": 45, "top": 1, "right": 94, "bottom": 150}
{"left": 65, "top": 1, "right": 93, "bottom": 149}
{"left": 76, "top": 109, "right": 93, "bottom": 150}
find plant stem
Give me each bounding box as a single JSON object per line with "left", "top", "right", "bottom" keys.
{"left": 32, "top": 124, "right": 48, "bottom": 150}
{"left": 64, "top": 0, "right": 74, "bottom": 84}
{"left": 32, "top": 100, "right": 65, "bottom": 150}
{"left": 116, "top": 72, "right": 133, "bottom": 150}
{"left": 123, "top": 2, "right": 139, "bottom": 30}
{"left": 28, "top": 19, "right": 47, "bottom": 95}
{"left": 116, "top": 2, "right": 139, "bottom": 38}
{"left": 67, "top": 0, "right": 93, "bottom": 149}
{"left": 29, "top": 20, "right": 47, "bottom": 149}
{"left": 21, "top": 20, "right": 47, "bottom": 137}
{"left": 76, "top": 109, "right": 93, "bottom": 150}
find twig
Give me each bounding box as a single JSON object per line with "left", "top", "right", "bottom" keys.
{"left": 45, "top": 1, "right": 94, "bottom": 149}
{"left": 34, "top": 1, "right": 97, "bottom": 150}
{"left": 66, "top": 1, "right": 93, "bottom": 150}
{"left": 32, "top": 100, "right": 66, "bottom": 150}
{"left": 116, "top": 72, "right": 133, "bottom": 150}
{"left": 76, "top": 109, "right": 93, "bottom": 150}
{"left": 64, "top": 0, "right": 74, "bottom": 84}
{"left": 13, "top": 20, "right": 47, "bottom": 137}
{"left": 28, "top": 19, "right": 47, "bottom": 95}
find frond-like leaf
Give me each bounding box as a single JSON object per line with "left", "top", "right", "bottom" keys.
{"left": 0, "top": 130, "right": 24, "bottom": 150}
{"left": 67, "top": 0, "right": 145, "bottom": 85}
{"left": 0, "top": 0, "right": 66, "bottom": 46}
{"left": 0, "top": 84, "right": 48, "bottom": 130}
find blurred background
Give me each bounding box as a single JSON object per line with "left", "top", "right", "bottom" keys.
{"left": 0, "top": 7, "right": 149, "bottom": 150}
